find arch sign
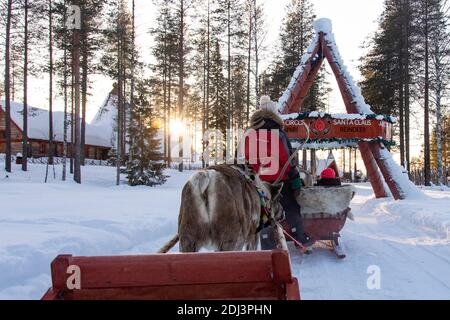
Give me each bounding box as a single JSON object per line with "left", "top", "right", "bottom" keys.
{"left": 277, "top": 18, "right": 409, "bottom": 200}
{"left": 283, "top": 114, "right": 393, "bottom": 142}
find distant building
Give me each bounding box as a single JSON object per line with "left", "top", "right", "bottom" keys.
{"left": 0, "top": 102, "right": 113, "bottom": 160}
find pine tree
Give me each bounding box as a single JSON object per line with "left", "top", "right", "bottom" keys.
{"left": 209, "top": 37, "right": 227, "bottom": 136}
{"left": 252, "top": 0, "right": 266, "bottom": 107}
{"left": 79, "top": 0, "right": 107, "bottom": 165}
{"left": 101, "top": 0, "right": 134, "bottom": 185}
{"left": 430, "top": 114, "right": 450, "bottom": 173}
{"left": 127, "top": 77, "right": 166, "bottom": 187}
{"left": 191, "top": 0, "right": 210, "bottom": 166}
{"left": 429, "top": 0, "right": 450, "bottom": 184}
{"left": 261, "top": 0, "right": 321, "bottom": 107}
{"left": 150, "top": 0, "right": 179, "bottom": 167}
{"left": 360, "top": 0, "right": 420, "bottom": 170}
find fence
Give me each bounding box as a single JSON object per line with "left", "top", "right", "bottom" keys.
{"left": 167, "top": 162, "right": 204, "bottom": 171}
{"left": 410, "top": 168, "right": 450, "bottom": 187}
{"left": 0, "top": 154, "right": 110, "bottom": 167}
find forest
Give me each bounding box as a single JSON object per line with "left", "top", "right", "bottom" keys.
{"left": 1, "top": 0, "right": 449, "bottom": 187}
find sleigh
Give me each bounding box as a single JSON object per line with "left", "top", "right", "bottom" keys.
{"left": 283, "top": 185, "right": 355, "bottom": 259}
{"left": 41, "top": 250, "right": 300, "bottom": 300}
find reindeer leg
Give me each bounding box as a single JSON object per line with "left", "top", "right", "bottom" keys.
{"left": 179, "top": 238, "right": 199, "bottom": 253}
{"left": 246, "top": 234, "right": 259, "bottom": 251}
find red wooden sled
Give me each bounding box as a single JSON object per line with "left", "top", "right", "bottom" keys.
{"left": 282, "top": 212, "right": 348, "bottom": 259}
{"left": 282, "top": 184, "right": 355, "bottom": 259}
{"left": 41, "top": 250, "right": 300, "bottom": 300}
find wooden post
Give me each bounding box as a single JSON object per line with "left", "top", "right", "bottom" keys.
{"left": 358, "top": 142, "right": 388, "bottom": 198}
{"left": 369, "top": 143, "right": 404, "bottom": 200}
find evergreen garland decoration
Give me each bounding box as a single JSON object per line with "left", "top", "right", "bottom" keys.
{"left": 290, "top": 137, "right": 396, "bottom": 150}
{"left": 284, "top": 112, "right": 397, "bottom": 124}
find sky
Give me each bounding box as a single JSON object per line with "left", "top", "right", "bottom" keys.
{"left": 27, "top": 0, "right": 385, "bottom": 119}
{"left": 23, "top": 0, "right": 423, "bottom": 160}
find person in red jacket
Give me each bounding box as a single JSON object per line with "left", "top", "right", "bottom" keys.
{"left": 245, "top": 96, "right": 311, "bottom": 250}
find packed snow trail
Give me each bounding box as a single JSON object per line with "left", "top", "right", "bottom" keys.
{"left": 0, "top": 163, "right": 449, "bottom": 299}
{"left": 294, "top": 185, "right": 450, "bottom": 299}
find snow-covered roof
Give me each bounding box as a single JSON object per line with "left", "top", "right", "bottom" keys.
{"left": 91, "top": 93, "right": 118, "bottom": 128}
{"left": 1, "top": 101, "right": 114, "bottom": 148}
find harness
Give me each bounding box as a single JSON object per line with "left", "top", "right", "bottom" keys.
{"left": 231, "top": 165, "right": 273, "bottom": 233}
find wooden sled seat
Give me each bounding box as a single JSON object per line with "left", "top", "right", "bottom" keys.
{"left": 297, "top": 185, "right": 355, "bottom": 220}
{"left": 41, "top": 251, "right": 300, "bottom": 300}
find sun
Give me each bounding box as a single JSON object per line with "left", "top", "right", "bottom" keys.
{"left": 170, "top": 119, "right": 186, "bottom": 136}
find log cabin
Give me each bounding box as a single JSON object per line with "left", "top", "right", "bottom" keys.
{"left": 0, "top": 102, "right": 113, "bottom": 160}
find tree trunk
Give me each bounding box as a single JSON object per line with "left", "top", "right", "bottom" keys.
{"left": 62, "top": 0, "right": 68, "bottom": 181}
{"left": 48, "top": 0, "right": 54, "bottom": 166}
{"left": 63, "top": 44, "right": 68, "bottom": 180}
{"left": 73, "top": 3, "right": 82, "bottom": 184}
{"left": 436, "top": 88, "right": 443, "bottom": 185}
{"left": 205, "top": 0, "right": 211, "bottom": 167}
{"left": 399, "top": 75, "right": 405, "bottom": 167}
{"left": 246, "top": 1, "right": 252, "bottom": 125}
{"left": 129, "top": 0, "right": 136, "bottom": 164}
{"left": 4, "top": 0, "right": 13, "bottom": 173}
{"left": 404, "top": 0, "right": 411, "bottom": 172}
{"left": 81, "top": 42, "right": 88, "bottom": 165}
{"left": 424, "top": 0, "right": 431, "bottom": 186}
{"left": 178, "top": 0, "right": 185, "bottom": 172}
{"left": 227, "top": 0, "right": 231, "bottom": 156}
{"left": 201, "top": 14, "right": 207, "bottom": 168}
{"left": 168, "top": 66, "right": 172, "bottom": 167}
{"left": 116, "top": 10, "right": 122, "bottom": 186}
{"left": 22, "top": 0, "right": 29, "bottom": 171}
{"left": 70, "top": 67, "right": 74, "bottom": 174}
{"left": 163, "top": 9, "right": 168, "bottom": 165}
{"left": 253, "top": 0, "right": 259, "bottom": 107}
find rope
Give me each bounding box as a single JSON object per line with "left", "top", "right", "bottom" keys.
{"left": 273, "top": 120, "right": 311, "bottom": 186}
{"left": 273, "top": 220, "right": 309, "bottom": 254}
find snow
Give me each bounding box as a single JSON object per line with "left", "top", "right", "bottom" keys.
{"left": 1, "top": 162, "right": 450, "bottom": 300}
{"left": 379, "top": 147, "right": 423, "bottom": 199}
{"left": 1, "top": 101, "right": 114, "bottom": 148}
{"left": 313, "top": 18, "right": 333, "bottom": 34}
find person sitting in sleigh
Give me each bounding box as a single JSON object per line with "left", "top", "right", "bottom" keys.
{"left": 316, "top": 168, "right": 342, "bottom": 187}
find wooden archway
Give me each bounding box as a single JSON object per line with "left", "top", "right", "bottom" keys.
{"left": 279, "top": 19, "right": 407, "bottom": 200}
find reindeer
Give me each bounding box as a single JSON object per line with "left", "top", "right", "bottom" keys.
{"left": 158, "top": 165, "right": 285, "bottom": 253}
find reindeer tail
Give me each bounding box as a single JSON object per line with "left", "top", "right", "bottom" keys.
{"left": 158, "top": 234, "right": 180, "bottom": 253}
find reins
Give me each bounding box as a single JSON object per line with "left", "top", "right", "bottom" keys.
{"left": 272, "top": 120, "right": 311, "bottom": 186}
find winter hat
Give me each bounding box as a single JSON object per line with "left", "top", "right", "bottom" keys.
{"left": 259, "top": 95, "right": 279, "bottom": 114}
{"left": 320, "top": 168, "right": 336, "bottom": 179}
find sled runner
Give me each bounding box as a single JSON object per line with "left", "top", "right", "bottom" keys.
{"left": 41, "top": 250, "right": 300, "bottom": 300}
{"left": 283, "top": 185, "right": 355, "bottom": 259}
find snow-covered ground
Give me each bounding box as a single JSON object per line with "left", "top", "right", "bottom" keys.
{"left": 1, "top": 162, "right": 449, "bottom": 300}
